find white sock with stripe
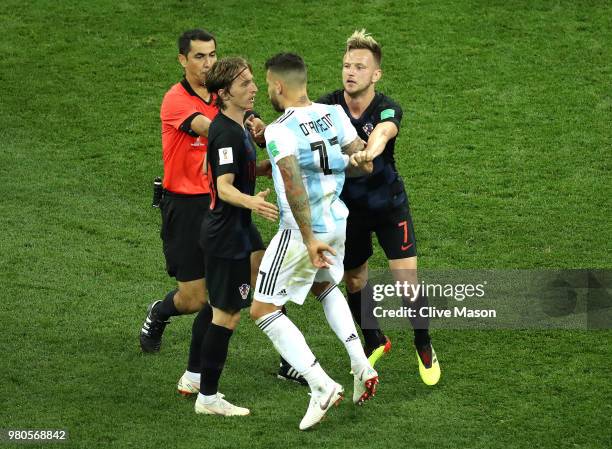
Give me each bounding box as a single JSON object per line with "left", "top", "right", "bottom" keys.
{"left": 256, "top": 310, "right": 332, "bottom": 392}
{"left": 318, "top": 285, "right": 370, "bottom": 374}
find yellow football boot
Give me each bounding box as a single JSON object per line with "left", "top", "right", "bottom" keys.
{"left": 416, "top": 344, "right": 441, "bottom": 386}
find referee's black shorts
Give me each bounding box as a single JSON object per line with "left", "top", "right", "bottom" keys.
{"left": 344, "top": 202, "right": 417, "bottom": 271}
{"left": 159, "top": 191, "right": 210, "bottom": 282}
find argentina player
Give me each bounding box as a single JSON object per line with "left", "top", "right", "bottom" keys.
{"left": 249, "top": 53, "right": 378, "bottom": 430}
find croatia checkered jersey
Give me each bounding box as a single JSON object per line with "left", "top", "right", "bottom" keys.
{"left": 317, "top": 90, "right": 406, "bottom": 212}
{"left": 264, "top": 103, "right": 358, "bottom": 233}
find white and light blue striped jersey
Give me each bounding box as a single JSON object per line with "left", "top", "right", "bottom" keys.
{"left": 264, "top": 102, "right": 358, "bottom": 233}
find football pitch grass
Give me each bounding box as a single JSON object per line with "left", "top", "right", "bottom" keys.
{"left": 1, "top": 1, "right": 610, "bottom": 448}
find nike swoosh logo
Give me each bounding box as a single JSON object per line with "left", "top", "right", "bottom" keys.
{"left": 319, "top": 388, "right": 336, "bottom": 410}
{"left": 401, "top": 243, "right": 414, "bottom": 251}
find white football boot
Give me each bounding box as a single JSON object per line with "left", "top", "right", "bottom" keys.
{"left": 177, "top": 372, "right": 200, "bottom": 397}
{"left": 195, "top": 393, "right": 250, "bottom": 416}
{"left": 299, "top": 382, "right": 344, "bottom": 430}
{"left": 353, "top": 365, "right": 379, "bottom": 405}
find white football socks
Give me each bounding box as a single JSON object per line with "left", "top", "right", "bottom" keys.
{"left": 185, "top": 370, "right": 200, "bottom": 383}
{"left": 319, "top": 285, "right": 370, "bottom": 374}
{"left": 198, "top": 393, "right": 217, "bottom": 404}
{"left": 256, "top": 310, "right": 332, "bottom": 392}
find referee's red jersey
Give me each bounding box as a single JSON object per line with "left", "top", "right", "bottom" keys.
{"left": 160, "top": 79, "right": 218, "bottom": 194}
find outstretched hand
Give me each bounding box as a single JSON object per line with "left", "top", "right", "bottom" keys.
{"left": 250, "top": 188, "right": 278, "bottom": 221}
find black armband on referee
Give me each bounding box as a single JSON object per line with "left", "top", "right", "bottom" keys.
{"left": 179, "top": 112, "right": 202, "bottom": 137}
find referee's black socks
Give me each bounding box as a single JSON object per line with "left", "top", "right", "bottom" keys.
{"left": 200, "top": 323, "right": 233, "bottom": 395}
{"left": 154, "top": 289, "right": 180, "bottom": 321}
{"left": 347, "top": 282, "right": 386, "bottom": 349}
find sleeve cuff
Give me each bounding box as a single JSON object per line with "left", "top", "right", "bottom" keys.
{"left": 179, "top": 112, "right": 203, "bottom": 137}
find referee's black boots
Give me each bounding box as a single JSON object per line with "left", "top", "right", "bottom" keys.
{"left": 140, "top": 300, "right": 170, "bottom": 353}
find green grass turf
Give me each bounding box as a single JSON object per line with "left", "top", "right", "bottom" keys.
{"left": 1, "top": 0, "right": 611, "bottom": 448}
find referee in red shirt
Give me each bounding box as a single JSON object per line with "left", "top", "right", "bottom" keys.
{"left": 139, "top": 30, "right": 218, "bottom": 376}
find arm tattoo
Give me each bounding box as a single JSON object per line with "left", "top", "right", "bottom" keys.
{"left": 341, "top": 137, "right": 365, "bottom": 156}
{"left": 277, "top": 155, "right": 313, "bottom": 240}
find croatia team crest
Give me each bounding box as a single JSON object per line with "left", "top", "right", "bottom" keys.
{"left": 238, "top": 283, "right": 250, "bottom": 300}
{"left": 362, "top": 122, "right": 374, "bottom": 136}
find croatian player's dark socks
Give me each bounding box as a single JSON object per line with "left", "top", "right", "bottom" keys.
{"left": 414, "top": 329, "right": 431, "bottom": 349}
{"left": 347, "top": 282, "right": 386, "bottom": 349}
{"left": 404, "top": 292, "right": 431, "bottom": 348}
{"left": 154, "top": 289, "right": 180, "bottom": 321}
{"left": 200, "top": 323, "right": 233, "bottom": 395}
{"left": 187, "top": 303, "right": 213, "bottom": 372}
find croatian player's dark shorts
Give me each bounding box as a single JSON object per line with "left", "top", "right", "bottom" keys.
{"left": 248, "top": 223, "right": 265, "bottom": 252}
{"left": 203, "top": 223, "right": 264, "bottom": 311}
{"left": 206, "top": 256, "right": 252, "bottom": 311}
{"left": 344, "top": 202, "right": 417, "bottom": 270}
{"left": 159, "top": 191, "right": 210, "bottom": 282}
{"left": 198, "top": 221, "right": 265, "bottom": 255}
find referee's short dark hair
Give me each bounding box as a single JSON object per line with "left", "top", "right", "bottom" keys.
{"left": 178, "top": 29, "right": 216, "bottom": 55}
{"left": 205, "top": 57, "right": 252, "bottom": 110}
{"left": 264, "top": 53, "right": 307, "bottom": 85}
